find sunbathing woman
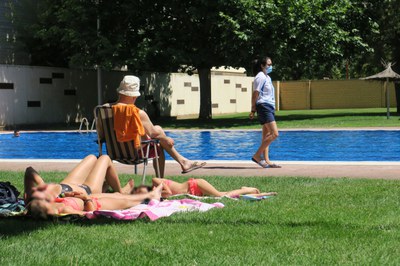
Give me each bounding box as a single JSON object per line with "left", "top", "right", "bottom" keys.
{"left": 24, "top": 154, "right": 134, "bottom": 205}
{"left": 27, "top": 183, "right": 163, "bottom": 218}
{"left": 134, "top": 177, "right": 277, "bottom": 198}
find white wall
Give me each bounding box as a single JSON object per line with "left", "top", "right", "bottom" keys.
{"left": 0, "top": 65, "right": 98, "bottom": 126}
{"left": 0, "top": 64, "right": 253, "bottom": 127}
{"left": 211, "top": 75, "right": 253, "bottom": 114}
{"left": 141, "top": 72, "right": 253, "bottom": 117}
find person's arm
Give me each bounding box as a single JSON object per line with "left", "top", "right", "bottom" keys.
{"left": 62, "top": 191, "right": 96, "bottom": 211}
{"left": 139, "top": 110, "right": 174, "bottom": 147}
{"left": 83, "top": 199, "right": 96, "bottom": 212}
{"left": 59, "top": 205, "right": 86, "bottom": 215}
{"left": 63, "top": 191, "right": 89, "bottom": 200}
{"left": 24, "top": 168, "right": 46, "bottom": 202}
{"left": 152, "top": 178, "right": 172, "bottom": 198}
{"left": 139, "top": 110, "right": 166, "bottom": 139}
{"left": 161, "top": 183, "right": 172, "bottom": 198}
{"left": 249, "top": 80, "right": 259, "bottom": 120}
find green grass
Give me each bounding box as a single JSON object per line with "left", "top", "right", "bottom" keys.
{"left": 157, "top": 108, "right": 400, "bottom": 129}
{"left": 11, "top": 107, "right": 399, "bottom": 131}
{"left": 1, "top": 171, "right": 399, "bottom": 265}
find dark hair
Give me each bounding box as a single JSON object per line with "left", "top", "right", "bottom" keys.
{"left": 133, "top": 185, "right": 152, "bottom": 193}
{"left": 26, "top": 199, "right": 49, "bottom": 220}
{"left": 252, "top": 56, "right": 271, "bottom": 76}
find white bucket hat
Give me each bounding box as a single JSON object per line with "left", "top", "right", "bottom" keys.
{"left": 116, "top": 75, "right": 140, "bottom": 97}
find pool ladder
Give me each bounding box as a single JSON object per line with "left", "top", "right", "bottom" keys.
{"left": 79, "top": 117, "right": 96, "bottom": 133}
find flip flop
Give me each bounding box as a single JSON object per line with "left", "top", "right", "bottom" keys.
{"left": 266, "top": 163, "right": 282, "bottom": 168}
{"left": 181, "top": 162, "right": 207, "bottom": 174}
{"left": 251, "top": 157, "right": 269, "bottom": 168}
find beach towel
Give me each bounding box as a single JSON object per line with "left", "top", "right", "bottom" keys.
{"left": 85, "top": 199, "right": 224, "bottom": 221}
{"left": 0, "top": 199, "right": 26, "bottom": 217}
{"left": 112, "top": 104, "right": 145, "bottom": 148}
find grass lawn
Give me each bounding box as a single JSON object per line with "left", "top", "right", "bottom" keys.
{"left": 158, "top": 108, "right": 400, "bottom": 129}
{"left": 1, "top": 172, "right": 399, "bottom": 265}
{"left": 12, "top": 107, "right": 399, "bottom": 131}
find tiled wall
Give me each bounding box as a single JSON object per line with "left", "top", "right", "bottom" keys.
{"left": 0, "top": 65, "right": 253, "bottom": 126}
{"left": 0, "top": 64, "right": 397, "bottom": 127}
{"left": 0, "top": 65, "right": 98, "bottom": 126}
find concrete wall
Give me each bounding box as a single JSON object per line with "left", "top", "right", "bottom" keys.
{"left": 0, "top": 64, "right": 398, "bottom": 127}
{"left": 279, "top": 79, "right": 396, "bottom": 110}
{"left": 0, "top": 65, "right": 106, "bottom": 126}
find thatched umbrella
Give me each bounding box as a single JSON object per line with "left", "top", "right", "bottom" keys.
{"left": 360, "top": 62, "right": 400, "bottom": 119}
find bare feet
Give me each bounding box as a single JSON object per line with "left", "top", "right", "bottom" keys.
{"left": 148, "top": 183, "right": 163, "bottom": 201}
{"left": 121, "top": 179, "right": 135, "bottom": 194}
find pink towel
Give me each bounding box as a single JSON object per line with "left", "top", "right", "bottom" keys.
{"left": 85, "top": 199, "right": 224, "bottom": 221}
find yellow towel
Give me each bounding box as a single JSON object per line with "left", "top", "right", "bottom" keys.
{"left": 112, "top": 104, "right": 145, "bottom": 149}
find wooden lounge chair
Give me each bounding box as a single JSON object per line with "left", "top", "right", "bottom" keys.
{"left": 94, "top": 104, "right": 160, "bottom": 184}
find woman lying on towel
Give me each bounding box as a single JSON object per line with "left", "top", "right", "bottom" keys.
{"left": 24, "top": 154, "right": 134, "bottom": 205}
{"left": 133, "top": 178, "right": 277, "bottom": 198}
{"left": 27, "top": 184, "right": 163, "bottom": 219}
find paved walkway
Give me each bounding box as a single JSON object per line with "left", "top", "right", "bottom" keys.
{"left": 1, "top": 128, "right": 399, "bottom": 180}
{"left": 1, "top": 160, "right": 399, "bottom": 180}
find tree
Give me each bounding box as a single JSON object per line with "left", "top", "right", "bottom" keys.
{"left": 11, "top": 0, "right": 380, "bottom": 118}
{"left": 267, "top": 0, "right": 374, "bottom": 80}
{"left": 126, "top": 0, "right": 269, "bottom": 120}
{"left": 12, "top": 1, "right": 269, "bottom": 120}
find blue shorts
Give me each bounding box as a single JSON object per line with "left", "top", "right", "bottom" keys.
{"left": 256, "top": 102, "right": 275, "bottom": 125}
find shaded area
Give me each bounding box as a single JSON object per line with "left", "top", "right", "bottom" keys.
{"left": 0, "top": 217, "right": 58, "bottom": 237}
{"left": 0, "top": 215, "right": 152, "bottom": 238}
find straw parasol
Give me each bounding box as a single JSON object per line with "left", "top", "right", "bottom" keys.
{"left": 360, "top": 62, "right": 400, "bottom": 119}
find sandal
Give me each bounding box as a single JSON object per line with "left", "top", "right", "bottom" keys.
{"left": 182, "top": 162, "right": 206, "bottom": 174}
{"left": 266, "top": 163, "right": 282, "bottom": 168}
{"left": 251, "top": 157, "right": 269, "bottom": 168}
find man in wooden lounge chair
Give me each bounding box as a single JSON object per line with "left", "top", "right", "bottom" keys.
{"left": 113, "top": 75, "right": 206, "bottom": 177}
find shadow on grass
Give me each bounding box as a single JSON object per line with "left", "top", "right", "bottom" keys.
{"left": 0, "top": 216, "right": 52, "bottom": 236}
{"left": 0, "top": 215, "right": 151, "bottom": 237}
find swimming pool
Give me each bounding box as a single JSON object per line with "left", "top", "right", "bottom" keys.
{"left": 0, "top": 130, "right": 399, "bottom": 161}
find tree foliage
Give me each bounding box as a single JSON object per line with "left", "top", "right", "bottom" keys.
{"left": 9, "top": 0, "right": 400, "bottom": 118}
{"left": 129, "top": 0, "right": 268, "bottom": 118}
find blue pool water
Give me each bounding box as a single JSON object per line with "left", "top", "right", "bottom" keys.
{"left": 0, "top": 130, "right": 399, "bottom": 161}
